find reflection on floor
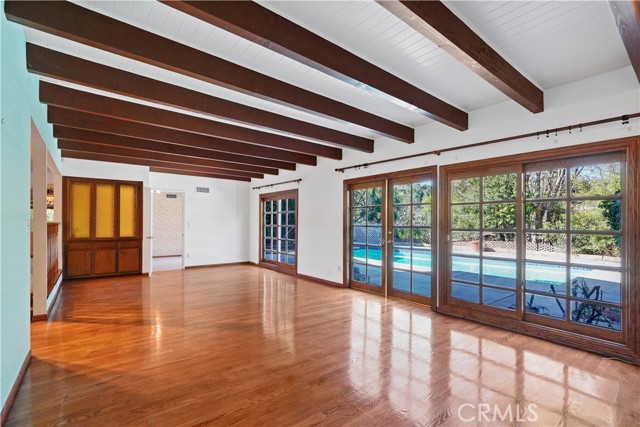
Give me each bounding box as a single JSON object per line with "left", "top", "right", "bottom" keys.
{"left": 152, "top": 256, "right": 182, "bottom": 271}
{"left": 6, "top": 265, "right": 640, "bottom": 426}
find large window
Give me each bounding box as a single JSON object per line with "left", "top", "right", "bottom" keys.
{"left": 260, "top": 190, "right": 297, "bottom": 273}
{"left": 440, "top": 138, "right": 637, "bottom": 356}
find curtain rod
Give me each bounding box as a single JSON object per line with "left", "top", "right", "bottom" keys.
{"left": 335, "top": 113, "right": 640, "bottom": 173}
{"left": 252, "top": 178, "right": 301, "bottom": 190}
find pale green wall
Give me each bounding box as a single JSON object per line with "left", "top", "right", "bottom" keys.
{"left": 0, "top": 0, "right": 61, "bottom": 408}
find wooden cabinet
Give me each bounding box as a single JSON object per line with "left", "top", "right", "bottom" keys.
{"left": 118, "top": 241, "right": 141, "bottom": 273}
{"left": 63, "top": 177, "right": 143, "bottom": 279}
{"left": 66, "top": 242, "right": 93, "bottom": 278}
{"left": 93, "top": 242, "right": 117, "bottom": 275}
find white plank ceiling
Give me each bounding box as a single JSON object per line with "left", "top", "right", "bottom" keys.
{"left": 21, "top": 0, "right": 632, "bottom": 144}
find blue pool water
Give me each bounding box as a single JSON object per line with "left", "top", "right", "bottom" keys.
{"left": 354, "top": 247, "right": 518, "bottom": 276}
{"left": 353, "top": 247, "right": 592, "bottom": 286}
{"left": 353, "top": 247, "right": 621, "bottom": 329}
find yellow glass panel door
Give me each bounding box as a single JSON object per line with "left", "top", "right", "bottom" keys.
{"left": 95, "top": 183, "right": 116, "bottom": 238}
{"left": 70, "top": 181, "right": 91, "bottom": 239}
{"left": 119, "top": 184, "right": 138, "bottom": 238}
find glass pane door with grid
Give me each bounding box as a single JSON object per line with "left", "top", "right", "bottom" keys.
{"left": 388, "top": 176, "right": 435, "bottom": 304}
{"left": 260, "top": 190, "right": 297, "bottom": 273}
{"left": 350, "top": 181, "right": 385, "bottom": 295}
{"left": 523, "top": 154, "right": 624, "bottom": 340}
{"left": 447, "top": 170, "right": 520, "bottom": 318}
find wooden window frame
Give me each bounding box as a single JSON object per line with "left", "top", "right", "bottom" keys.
{"left": 438, "top": 136, "right": 639, "bottom": 361}
{"left": 259, "top": 189, "right": 298, "bottom": 275}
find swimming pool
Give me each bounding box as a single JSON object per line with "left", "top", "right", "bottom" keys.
{"left": 352, "top": 247, "right": 621, "bottom": 325}
{"left": 353, "top": 247, "right": 592, "bottom": 286}
{"left": 354, "top": 247, "right": 514, "bottom": 275}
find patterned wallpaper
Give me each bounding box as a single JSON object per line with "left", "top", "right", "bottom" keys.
{"left": 153, "top": 192, "right": 184, "bottom": 256}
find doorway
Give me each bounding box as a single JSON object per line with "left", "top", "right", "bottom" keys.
{"left": 152, "top": 190, "right": 185, "bottom": 272}
{"left": 345, "top": 167, "right": 436, "bottom": 306}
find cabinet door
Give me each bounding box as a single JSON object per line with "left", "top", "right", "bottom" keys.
{"left": 69, "top": 181, "right": 92, "bottom": 239}
{"left": 118, "top": 247, "right": 140, "bottom": 273}
{"left": 95, "top": 183, "right": 116, "bottom": 239}
{"left": 119, "top": 184, "right": 139, "bottom": 238}
{"left": 67, "top": 249, "right": 92, "bottom": 277}
{"left": 94, "top": 242, "right": 117, "bottom": 275}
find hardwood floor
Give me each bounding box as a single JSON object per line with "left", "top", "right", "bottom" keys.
{"left": 6, "top": 265, "right": 640, "bottom": 426}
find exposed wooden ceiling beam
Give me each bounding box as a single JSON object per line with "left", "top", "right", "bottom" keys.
{"left": 26, "top": 44, "right": 373, "bottom": 153}
{"left": 162, "top": 0, "right": 468, "bottom": 131}
{"left": 5, "top": 1, "right": 417, "bottom": 141}
{"left": 40, "top": 81, "right": 342, "bottom": 160}
{"left": 61, "top": 150, "right": 251, "bottom": 182}
{"left": 53, "top": 127, "right": 280, "bottom": 175}
{"left": 608, "top": 0, "right": 640, "bottom": 83}
{"left": 149, "top": 167, "right": 252, "bottom": 181}
{"left": 47, "top": 107, "right": 317, "bottom": 166}
{"left": 378, "top": 1, "right": 543, "bottom": 113}
{"left": 58, "top": 140, "right": 264, "bottom": 179}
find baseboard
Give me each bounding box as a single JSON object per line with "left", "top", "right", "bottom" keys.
{"left": 185, "top": 261, "right": 251, "bottom": 269}
{"left": 0, "top": 351, "right": 31, "bottom": 426}
{"left": 249, "top": 263, "right": 345, "bottom": 288}
{"left": 46, "top": 274, "right": 64, "bottom": 318}
{"left": 31, "top": 314, "right": 47, "bottom": 323}
{"left": 296, "top": 273, "right": 344, "bottom": 288}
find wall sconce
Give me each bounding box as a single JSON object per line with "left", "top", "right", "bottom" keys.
{"left": 46, "top": 187, "right": 54, "bottom": 206}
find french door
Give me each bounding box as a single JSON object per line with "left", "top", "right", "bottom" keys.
{"left": 260, "top": 189, "right": 297, "bottom": 274}
{"left": 349, "top": 180, "right": 386, "bottom": 295}
{"left": 346, "top": 168, "right": 436, "bottom": 306}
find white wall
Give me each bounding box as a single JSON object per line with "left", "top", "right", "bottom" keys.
{"left": 249, "top": 66, "right": 640, "bottom": 284}
{"left": 150, "top": 173, "right": 250, "bottom": 267}
{"left": 1, "top": 5, "right": 62, "bottom": 408}
{"left": 62, "top": 158, "right": 151, "bottom": 184}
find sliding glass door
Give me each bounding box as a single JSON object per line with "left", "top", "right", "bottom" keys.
{"left": 346, "top": 168, "right": 436, "bottom": 305}
{"left": 441, "top": 143, "right": 634, "bottom": 349}
{"left": 446, "top": 167, "right": 520, "bottom": 318}
{"left": 523, "top": 154, "right": 624, "bottom": 341}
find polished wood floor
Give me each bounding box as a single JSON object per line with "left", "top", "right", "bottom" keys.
{"left": 7, "top": 265, "right": 640, "bottom": 426}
